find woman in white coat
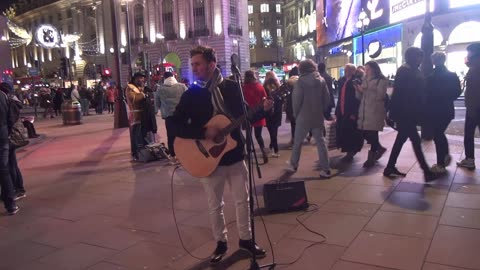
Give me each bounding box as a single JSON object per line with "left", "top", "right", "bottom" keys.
{"left": 354, "top": 61, "right": 388, "bottom": 167}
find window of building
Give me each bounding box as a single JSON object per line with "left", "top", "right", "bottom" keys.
{"left": 248, "top": 5, "right": 253, "bottom": 14}
{"left": 68, "top": 24, "right": 73, "bottom": 34}
{"left": 67, "top": 9, "right": 72, "bottom": 19}
{"left": 162, "top": 0, "right": 174, "bottom": 36}
{"left": 58, "top": 12, "right": 62, "bottom": 21}
{"left": 249, "top": 20, "right": 254, "bottom": 27}
{"left": 260, "top": 3, "right": 269, "bottom": 13}
{"left": 261, "top": 29, "right": 272, "bottom": 47}
{"left": 276, "top": 4, "right": 281, "bottom": 13}
{"left": 48, "top": 15, "right": 53, "bottom": 23}
{"left": 276, "top": 19, "right": 281, "bottom": 25}
{"left": 229, "top": 0, "right": 238, "bottom": 29}
{"left": 249, "top": 31, "right": 256, "bottom": 48}
{"left": 193, "top": 0, "right": 207, "bottom": 32}
{"left": 277, "top": 28, "right": 281, "bottom": 37}
{"left": 134, "top": 4, "right": 145, "bottom": 39}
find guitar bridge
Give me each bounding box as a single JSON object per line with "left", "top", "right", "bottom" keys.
{"left": 195, "top": 140, "right": 210, "bottom": 158}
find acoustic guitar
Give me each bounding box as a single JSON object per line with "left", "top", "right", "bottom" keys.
{"left": 174, "top": 85, "right": 290, "bottom": 177}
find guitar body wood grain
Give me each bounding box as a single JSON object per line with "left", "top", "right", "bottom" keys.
{"left": 174, "top": 114, "right": 238, "bottom": 177}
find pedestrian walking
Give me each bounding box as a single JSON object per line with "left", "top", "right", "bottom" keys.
{"left": 263, "top": 71, "right": 283, "bottom": 158}
{"left": 106, "top": 84, "right": 116, "bottom": 114}
{"left": 285, "top": 67, "right": 299, "bottom": 148}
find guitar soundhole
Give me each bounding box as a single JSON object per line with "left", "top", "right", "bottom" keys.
{"left": 209, "top": 140, "right": 227, "bottom": 158}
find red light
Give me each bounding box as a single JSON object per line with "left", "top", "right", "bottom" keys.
{"left": 104, "top": 69, "right": 111, "bottom": 75}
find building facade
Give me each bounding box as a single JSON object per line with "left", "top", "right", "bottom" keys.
{"left": 247, "top": 0, "right": 284, "bottom": 67}
{"left": 7, "top": 0, "right": 250, "bottom": 87}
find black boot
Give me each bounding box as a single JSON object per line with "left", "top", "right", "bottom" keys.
{"left": 383, "top": 167, "right": 407, "bottom": 177}
{"left": 363, "top": 150, "right": 376, "bottom": 168}
{"left": 261, "top": 149, "right": 268, "bottom": 164}
{"left": 239, "top": 239, "right": 266, "bottom": 258}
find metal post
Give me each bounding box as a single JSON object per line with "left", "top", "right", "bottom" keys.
{"left": 125, "top": 3, "right": 133, "bottom": 78}
{"left": 110, "top": 0, "right": 129, "bottom": 129}
{"left": 420, "top": 0, "right": 434, "bottom": 140}
{"left": 361, "top": 29, "right": 365, "bottom": 66}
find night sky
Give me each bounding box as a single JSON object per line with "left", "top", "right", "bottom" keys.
{"left": 0, "top": 0, "right": 14, "bottom": 14}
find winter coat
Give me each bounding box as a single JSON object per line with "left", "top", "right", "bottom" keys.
{"left": 263, "top": 79, "right": 284, "bottom": 128}
{"left": 285, "top": 75, "right": 299, "bottom": 122}
{"left": 242, "top": 82, "right": 267, "bottom": 127}
{"left": 320, "top": 71, "right": 336, "bottom": 111}
{"left": 0, "top": 91, "right": 13, "bottom": 140}
{"left": 389, "top": 64, "right": 426, "bottom": 125}
{"left": 157, "top": 76, "right": 187, "bottom": 119}
{"left": 106, "top": 88, "right": 116, "bottom": 103}
{"left": 356, "top": 77, "right": 388, "bottom": 131}
{"left": 464, "top": 66, "right": 480, "bottom": 118}
{"left": 292, "top": 71, "right": 330, "bottom": 128}
{"left": 335, "top": 77, "right": 360, "bottom": 119}
{"left": 125, "top": 83, "right": 145, "bottom": 125}
{"left": 425, "top": 65, "right": 462, "bottom": 122}
{"left": 71, "top": 89, "right": 81, "bottom": 102}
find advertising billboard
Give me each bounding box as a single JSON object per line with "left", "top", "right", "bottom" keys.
{"left": 450, "top": 0, "right": 480, "bottom": 8}
{"left": 317, "top": 0, "right": 389, "bottom": 47}
{"left": 390, "top": 0, "right": 435, "bottom": 24}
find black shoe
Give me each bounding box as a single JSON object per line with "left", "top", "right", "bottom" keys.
{"left": 7, "top": 206, "right": 20, "bottom": 215}
{"left": 424, "top": 170, "right": 440, "bottom": 183}
{"left": 210, "top": 241, "right": 228, "bottom": 264}
{"left": 14, "top": 192, "right": 27, "bottom": 201}
{"left": 383, "top": 167, "right": 407, "bottom": 177}
{"left": 239, "top": 239, "right": 266, "bottom": 259}
{"left": 363, "top": 150, "right": 376, "bottom": 168}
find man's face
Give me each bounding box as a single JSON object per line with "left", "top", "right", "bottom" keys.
{"left": 466, "top": 51, "right": 480, "bottom": 68}
{"left": 191, "top": 54, "right": 215, "bottom": 81}
{"left": 135, "top": 76, "right": 145, "bottom": 87}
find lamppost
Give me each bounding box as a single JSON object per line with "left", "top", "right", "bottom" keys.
{"left": 110, "top": 0, "right": 129, "bottom": 129}
{"left": 356, "top": 9, "right": 370, "bottom": 66}
{"left": 156, "top": 33, "right": 164, "bottom": 74}
{"left": 421, "top": 0, "right": 434, "bottom": 140}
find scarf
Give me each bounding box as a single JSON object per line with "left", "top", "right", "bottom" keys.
{"left": 207, "top": 68, "right": 230, "bottom": 118}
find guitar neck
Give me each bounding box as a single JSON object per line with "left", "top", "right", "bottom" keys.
{"left": 221, "top": 115, "right": 246, "bottom": 136}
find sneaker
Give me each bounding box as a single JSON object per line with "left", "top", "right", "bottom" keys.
{"left": 285, "top": 161, "right": 297, "bottom": 173}
{"left": 457, "top": 158, "right": 475, "bottom": 170}
{"left": 444, "top": 154, "right": 452, "bottom": 167}
{"left": 383, "top": 167, "right": 407, "bottom": 177}
{"left": 319, "top": 168, "right": 338, "bottom": 179}
{"left": 375, "top": 147, "right": 387, "bottom": 160}
{"left": 430, "top": 164, "right": 447, "bottom": 174}
{"left": 210, "top": 241, "right": 228, "bottom": 264}
{"left": 270, "top": 152, "right": 280, "bottom": 158}
{"left": 14, "top": 192, "right": 27, "bottom": 201}
{"left": 7, "top": 206, "right": 20, "bottom": 215}
{"left": 238, "top": 239, "right": 266, "bottom": 258}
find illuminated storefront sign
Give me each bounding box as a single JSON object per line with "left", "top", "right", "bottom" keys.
{"left": 35, "top": 24, "right": 60, "bottom": 48}
{"left": 390, "top": 0, "right": 435, "bottom": 24}
{"left": 450, "top": 0, "right": 480, "bottom": 8}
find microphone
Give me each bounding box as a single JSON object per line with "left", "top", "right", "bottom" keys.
{"left": 230, "top": 53, "right": 241, "bottom": 77}
{"left": 231, "top": 64, "right": 241, "bottom": 76}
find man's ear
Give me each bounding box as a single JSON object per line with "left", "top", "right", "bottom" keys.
{"left": 209, "top": 62, "right": 217, "bottom": 72}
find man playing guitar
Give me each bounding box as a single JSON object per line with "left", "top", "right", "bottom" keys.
{"left": 174, "top": 46, "right": 273, "bottom": 264}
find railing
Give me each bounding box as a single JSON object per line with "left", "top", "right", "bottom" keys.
{"left": 188, "top": 28, "right": 210, "bottom": 38}
{"left": 164, "top": 32, "right": 177, "bottom": 41}
{"left": 228, "top": 25, "right": 243, "bottom": 36}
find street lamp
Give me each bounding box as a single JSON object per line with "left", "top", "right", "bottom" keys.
{"left": 156, "top": 33, "right": 165, "bottom": 73}
{"left": 356, "top": 9, "right": 370, "bottom": 65}
{"left": 121, "top": 0, "right": 133, "bottom": 78}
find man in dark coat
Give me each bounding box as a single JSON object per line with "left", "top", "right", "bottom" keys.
{"left": 318, "top": 63, "right": 335, "bottom": 120}
{"left": 384, "top": 47, "right": 438, "bottom": 182}
{"left": 0, "top": 82, "right": 19, "bottom": 215}
{"left": 425, "top": 52, "right": 462, "bottom": 173}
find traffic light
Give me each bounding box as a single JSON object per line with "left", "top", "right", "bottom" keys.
{"left": 103, "top": 68, "right": 111, "bottom": 77}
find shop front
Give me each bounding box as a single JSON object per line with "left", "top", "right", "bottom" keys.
{"left": 353, "top": 23, "right": 403, "bottom": 77}
{"left": 319, "top": 39, "right": 353, "bottom": 80}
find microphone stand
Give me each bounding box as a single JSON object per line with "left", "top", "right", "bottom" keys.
{"left": 231, "top": 65, "right": 276, "bottom": 270}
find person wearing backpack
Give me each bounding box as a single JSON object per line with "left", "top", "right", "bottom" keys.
{"left": 354, "top": 61, "right": 388, "bottom": 168}
{"left": 0, "top": 82, "right": 20, "bottom": 215}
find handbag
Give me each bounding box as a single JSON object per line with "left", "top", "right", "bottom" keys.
{"left": 9, "top": 127, "right": 29, "bottom": 149}
{"left": 324, "top": 120, "right": 337, "bottom": 149}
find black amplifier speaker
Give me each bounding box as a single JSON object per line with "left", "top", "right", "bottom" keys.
{"left": 263, "top": 181, "right": 309, "bottom": 213}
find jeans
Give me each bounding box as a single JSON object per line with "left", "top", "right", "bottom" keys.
{"left": 8, "top": 145, "right": 24, "bottom": 193}
{"left": 165, "top": 116, "right": 177, "bottom": 157}
{"left": 386, "top": 121, "right": 429, "bottom": 172}
{"left": 130, "top": 123, "right": 146, "bottom": 159}
{"left": 432, "top": 119, "right": 451, "bottom": 166}
{"left": 253, "top": 126, "right": 265, "bottom": 150}
{"left": 464, "top": 111, "right": 480, "bottom": 159}
{"left": 290, "top": 124, "right": 330, "bottom": 171}
{"left": 0, "top": 140, "right": 15, "bottom": 210}
{"left": 362, "top": 130, "right": 382, "bottom": 152}
{"left": 107, "top": 102, "right": 114, "bottom": 113}
{"left": 200, "top": 161, "right": 251, "bottom": 242}
{"left": 267, "top": 124, "right": 279, "bottom": 153}
{"left": 80, "top": 99, "right": 90, "bottom": 115}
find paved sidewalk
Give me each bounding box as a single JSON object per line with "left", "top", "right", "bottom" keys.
{"left": 2, "top": 114, "right": 480, "bottom": 270}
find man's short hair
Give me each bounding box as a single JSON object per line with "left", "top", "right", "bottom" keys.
{"left": 0, "top": 82, "right": 12, "bottom": 94}
{"left": 467, "top": 43, "right": 480, "bottom": 58}
{"left": 404, "top": 47, "right": 424, "bottom": 65}
{"left": 431, "top": 51, "right": 446, "bottom": 66}
{"left": 299, "top": 59, "right": 317, "bottom": 75}
{"left": 190, "top": 45, "right": 217, "bottom": 63}
{"left": 318, "top": 63, "right": 327, "bottom": 73}
{"left": 163, "top": 72, "right": 174, "bottom": 79}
